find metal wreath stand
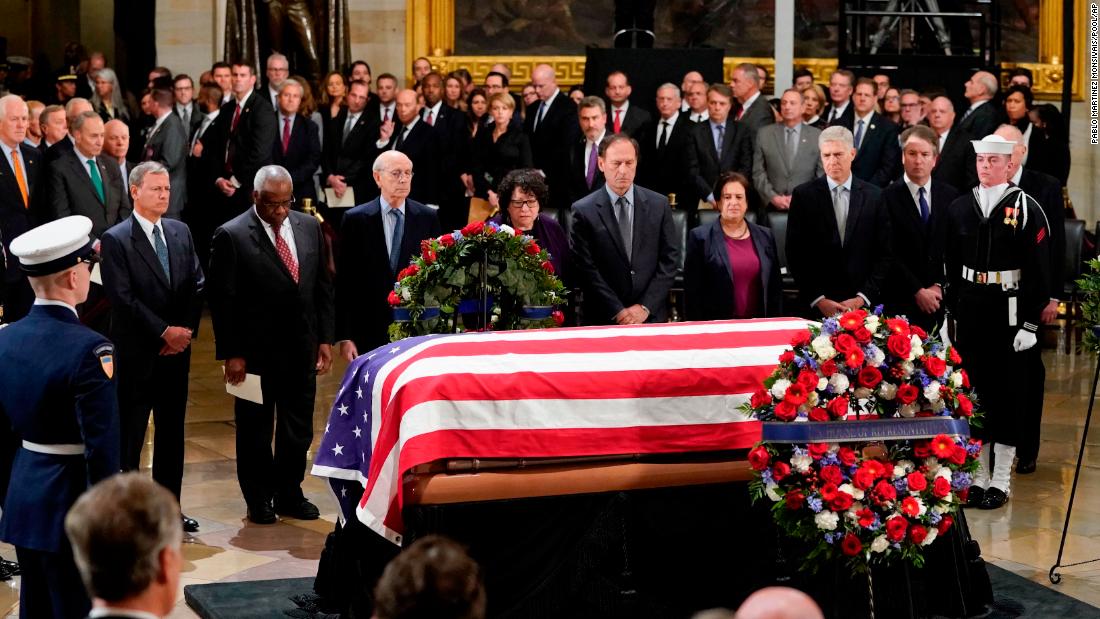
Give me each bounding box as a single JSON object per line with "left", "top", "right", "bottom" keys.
{"left": 1048, "top": 325, "right": 1100, "bottom": 584}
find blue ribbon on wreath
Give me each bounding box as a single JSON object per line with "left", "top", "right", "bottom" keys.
{"left": 456, "top": 296, "right": 494, "bottom": 314}
{"left": 393, "top": 306, "right": 441, "bottom": 322}
{"left": 519, "top": 305, "right": 555, "bottom": 319}
{"left": 762, "top": 417, "right": 971, "bottom": 444}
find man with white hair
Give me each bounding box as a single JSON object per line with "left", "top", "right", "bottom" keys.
{"left": 524, "top": 63, "right": 579, "bottom": 209}
{"left": 0, "top": 94, "right": 41, "bottom": 322}
{"left": 786, "top": 125, "right": 889, "bottom": 318}
{"left": 958, "top": 71, "right": 1000, "bottom": 140}
{"left": 265, "top": 52, "right": 290, "bottom": 111}
{"left": 208, "top": 164, "right": 334, "bottom": 524}
{"left": 734, "top": 586, "right": 824, "bottom": 619}
{"left": 940, "top": 134, "right": 1050, "bottom": 509}
{"left": 995, "top": 123, "right": 1065, "bottom": 476}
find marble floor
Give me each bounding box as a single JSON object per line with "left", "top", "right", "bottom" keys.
{"left": 3, "top": 320, "right": 1100, "bottom": 617}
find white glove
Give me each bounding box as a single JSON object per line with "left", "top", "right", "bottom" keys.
{"left": 1012, "top": 329, "right": 1037, "bottom": 352}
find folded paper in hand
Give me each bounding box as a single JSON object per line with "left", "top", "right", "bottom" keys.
{"left": 224, "top": 369, "right": 263, "bottom": 404}
{"left": 324, "top": 187, "right": 356, "bottom": 209}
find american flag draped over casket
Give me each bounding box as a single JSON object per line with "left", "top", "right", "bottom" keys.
{"left": 311, "top": 318, "right": 809, "bottom": 545}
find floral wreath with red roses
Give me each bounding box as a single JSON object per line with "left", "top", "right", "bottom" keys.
{"left": 388, "top": 220, "right": 567, "bottom": 341}
{"left": 743, "top": 308, "right": 983, "bottom": 572}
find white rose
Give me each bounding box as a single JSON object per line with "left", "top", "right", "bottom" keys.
{"left": 770, "top": 379, "right": 791, "bottom": 400}
{"left": 924, "top": 458, "right": 941, "bottom": 476}
{"left": 818, "top": 377, "right": 829, "bottom": 391}
{"left": 921, "top": 528, "right": 938, "bottom": 546}
{"left": 899, "top": 403, "right": 918, "bottom": 418}
{"left": 814, "top": 511, "right": 839, "bottom": 531}
{"left": 932, "top": 399, "right": 946, "bottom": 413}
{"left": 893, "top": 465, "right": 907, "bottom": 479}
{"left": 877, "top": 383, "right": 897, "bottom": 400}
{"left": 950, "top": 371, "right": 964, "bottom": 388}
{"left": 401, "top": 288, "right": 411, "bottom": 301}
{"left": 791, "top": 453, "right": 813, "bottom": 472}
{"left": 829, "top": 373, "right": 850, "bottom": 392}
{"left": 924, "top": 381, "right": 942, "bottom": 402}
{"left": 897, "top": 459, "right": 915, "bottom": 472}
{"left": 811, "top": 336, "right": 836, "bottom": 360}
{"left": 840, "top": 483, "right": 865, "bottom": 501}
{"left": 794, "top": 415, "right": 808, "bottom": 422}
{"left": 936, "top": 349, "right": 947, "bottom": 360}
{"left": 871, "top": 535, "right": 889, "bottom": 553}
{"left": 935, "top": 466, "right": 952, "bottom": 481}
{"left": 933, "top": 503, "right": 950, "bottom": 513}
{"left": 865, "top": 315, "right": 880, "bottom": 332}
{"left": 765, "top": 483, "right": 782, "bottom": 501}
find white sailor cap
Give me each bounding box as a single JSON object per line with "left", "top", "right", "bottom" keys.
{"left": 9, "top": 215, "right": 97, "bottom": 276}
{"left": 971, "top": 134, "right": 1016, "bottom": 155}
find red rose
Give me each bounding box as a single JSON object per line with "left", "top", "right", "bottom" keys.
{"left": 820, "top": 465, "right": 844, "bottom": 486}
{"left": 831, "top": 491, "right": 853, "bottom": 511}
{"left": 901, "top": 496, "right": 921, "bottom": 517}
{"left": 857, "top": 507, "right": 876, "bottom": 528}
{"left": 956, "top": 394, "right": 973, "bottom": 417}
{"left": 779, "top": 350, "right": 796, "bottom": 364}
{"left": 863, "top": 460, "right": 887, "bottom": 479}
{"left": 887, "top": 333, "right": 912, "bottom": 359}
{"left": 421, "top": 248, "right": 437, "bottom": 263}
{"left": 948, "top": 347, "right": 962, "bottom": 365}
{"left": 827, "top": 396, "right": 850, "bottom": 419}
{"left": 785, "top": 488, "right": 805, "bottom": 510}
{"left": 748, "top": 446, "right": 771, "bottom": 471}
{"left": 439, "top": 234, "right": 455, "bottom": 247}
{"left": 841, "top": 532, "right": 863, "bottom": 556}
{"left": 949, "top": 445, "right": 967, "bottom": 465}
{"left": 932, "top": 477, "right": 952, "bottom": 498}
{"left": 808, "top": 443, "right": 830, "bottom": 460}
{"left": 774, "top": 401, "right": 798, "bottom": 421}
{"left": 839, "top": 310, "right": 867, "bottom": 331}
{"left": 937, "top": 515, "right": 954, "bottom": 535}
{"left": 387, "top": 290, "right": 401, "bottom": 306}
{"left": 820, "top": 360, "right": 838, "bottom": 376}
{"left": 541, "top": 261, "right": 555, "bottom": 274}
{"left": 909, "top": 524, "right": 929, "bottom": 545}
{"left": 906, "top": 471, "right": 927, "bottom": 492}
{"left": 834, "top": 334, "right": 858, "bottom": 353}
{"left": 930, "top": 434, "right": 956, "bottom": 459}
{"left": 885, "top": 318, "right": 911, "bottom": 336}
{"left": 808, "top": 407, "right": 829, "bottom": 422}
{"left": 896, "top": 384, "right": 919, "bottom": 405}
{"left": 797, "top": 369, "right": 819, "bottom": 390}
{"left": 462, "top": 221, "right": 485, "bottom": 235}
{"left": 791, "top": 330, "right": 812, "bottom": 347}
{"left": 853, "top": 469, "right": 876, "bottom": 490}
{"left": 838, "top": 447, "right": 858, "bottom": 467}
{"left": 858, "top": 366, "right": 883, "bottom": 389}
{"left": 773, "top": 462, "right": 791, "bottom": 481}
{"left": 873, "top": 479, "right": 897, "bottom": 503}
{"left": 551, "top": 310, "right": 565, "bottom": 326}
{"left": 913, "top": 441, "right": 931, "bottom": 458}
{"left": 923, "top": 356, "right": 947, "bottom": 378}
{"left": 514, "top": 228, "right": 524, "bottom": 237}
{"left": 886, "top": 515, "right": 908, "bottom": 542}
{"left": 784, "top": 383, "right": 808, "bottom": 406}
{"left": 845, "top": 348, "right": 865, "bottom": 368}
{"left": 960, "top": 370, "right": 970, "bottom": 388}
{"left": 957, "top": 487, "right": 969, "bottom": 503}
{"left": 525, "top": 242, "right": 542, "bottom": 256}
{"left": 750, "top": 388, "right": 772, "bottom": 408}
{"left": 819, "top": 482, "right": 839, "bottom": 502}
{"left": 910, "top": 325, "right": 927, "bottom": 339}
{"left": 853, "top": 326, "right": 873, "bottom": 343}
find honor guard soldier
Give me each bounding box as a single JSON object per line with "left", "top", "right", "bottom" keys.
{"left": 0, "top": 215, "right": 121, "bottom": 619}
{"left": 940, "top": 134, "right": 1050, "bottom": 510}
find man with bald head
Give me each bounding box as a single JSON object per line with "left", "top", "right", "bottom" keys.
{"left": 524, "top": 63, "right": 579, "bottom": 209}
{"left": 0, "top": 94, "right": 41, "bottom": 321}
{"left": 958, "top": 71, "right": 999, "bottom": 139}
{"left": 928, "top": 95, "right": 976, "bottom": 192}
{"left": 336, "top": 150, "right": 440, "bottom": 357}
{"left": 376, "top": 89, "right": 441, "bottom": 210}
{"left": 680, "top": 70, "right": 703, "bottom": 113}
{"left": 734, "top": 587, "right": 823, "bottom": 619}
{"left": 208, "top": 164, "right": 334, "bottom": 523}
{"left": 103, "top": 119, "right": 132, "bottom": 196}
{"left": 42, "top": 97, "right": 93, "bottom": 167}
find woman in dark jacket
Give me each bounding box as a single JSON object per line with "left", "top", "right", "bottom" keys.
{"left": 490, "top": 169, "right": 570, "bottom": 278}
{"left": 685, "top": 172, "right": 782, "bottom": 320}
{"left": 469, "top": 92, "right": 533, "bottom": 201}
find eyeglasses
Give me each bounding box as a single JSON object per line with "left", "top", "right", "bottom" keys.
{"left": 900, "top": 103, "right": 920, "bottom": 108}
{"left": 260, "top": 198, "right": 295, "bottom": 210}
{"left": 80, "top": 254, "right": 101, "bottom": 272}
{"left": 386, "top": 170, "right": 414, "bottom": 181}
{"left": 508, "top": 199, "right": 539, "bottom": 210}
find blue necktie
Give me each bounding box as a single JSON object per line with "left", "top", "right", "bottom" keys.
{"left": 152, "top": 225, "right": 170, "bottom": 282}
{"left": 534, "top": 101, "right": 546, "bottom": 130}
{"left": 854, "top": 119, "right": 865, "bottom": 150}
{"left": 388, "top": 209, "right": 404, "bottom": 272}
{"left": 918, "top": 186, "right": 930, "bottom": 225}
{"left": 714, "top": 123, "right": 725, "bottom": 158}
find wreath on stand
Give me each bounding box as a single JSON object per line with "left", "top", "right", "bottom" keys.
{"left": 743, "top": 309, "right": 984, "bottom": 615}
{"left": 388, "top": 220, "right": 567, "bottom": 341}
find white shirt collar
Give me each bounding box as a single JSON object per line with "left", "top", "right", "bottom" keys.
{"left": 542, "top": 89, "right": 561, "bottom": 110}
{"left": 826, "top": 174, "right": 853, "bottom": 193}
{"left": 968, "top": 98, "right": 989, "bottom": 112}
{"left": 133, "top": 209, "right": 163, "bottom": 240}
{"left": 587, "top": 129, "right": 606, "bottom": 147}
{"left": 402, "top": 116, "right": 419, "bottom": 133}
{"left": 691, "top": 109, "right": 707, "bottom": 121}
{"left": 831, "top": 99, "right": 850, "bottom": 116}
{"left": 74, "top": 145, "right": 96, "bottom": 163}
{"left": 978, "top": 182, "right": 1009, "bottom": 217}
{"left": 379, "top": 195, "right": 405, "bottom": 214}
{"left": 176, "top": 102, "right": 192, "bottom": 115}
{"left": 235, "top": 89, "right": 252, "bottom": 108}
{"left": 612, "top": 100, "right": 630, "bottom": 114}
{"left": 661, "top": 110, "right": 680, "bottom": 126}
{"left": 425, "top": 101, "right": 443, "bottom": 119}
{"left": 88, "top": 607, "right": 161, "bottom": 619}
{"left": 280, "top": 114, "right": 295, "bottom": 128}
{"left": 903, "top": 173, "right": 931, "bottom": 211}
{"left": 1010, "top": 165, "right": 1023, "bottom": 185}
{"left": 740, "top": 91, "right": 761, "bottom": 112}
{"left": 33, "top": 298, "right": 78, "bottom": 317}
{"left": 152, "top": 109, "right": 172, "bottom": 132}
{"left": 854, "top": 109, "right": 875, "bottom": 125}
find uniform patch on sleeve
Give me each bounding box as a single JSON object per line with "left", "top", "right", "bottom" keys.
{"left": 1036, "top": 228, "right": 1046, "bottom": 244}
{"left": 93, "top": 343, "right": 114, "bottom": 379}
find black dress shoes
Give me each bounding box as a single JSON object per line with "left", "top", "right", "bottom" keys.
{"left": 966, "top": 486, "right": 985, "bottom": 508}
{"left": 182, "top": 514, "right": 200, "bottom": 533}
{"left": 1016, "top": 458, "right": 1037, "bottom": 474}
{"left": 275, "top": 497, "right": 321, "bottom": 520}
{"left": 247, "top": 502, "right": 277, "bottom": 525}
{"left": 979, "top": 487, "right": 1009, "bottom": 509}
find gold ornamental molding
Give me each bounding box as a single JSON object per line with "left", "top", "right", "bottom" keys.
{"left": 408, "top": 0, "right": 1083, "bottom": 100}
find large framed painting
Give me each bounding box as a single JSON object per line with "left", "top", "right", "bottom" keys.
{"left": 405, "top": 0, "right": 1084, "bottom": 99}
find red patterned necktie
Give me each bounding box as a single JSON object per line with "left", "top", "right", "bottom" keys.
{"left": 282, "top": 117, "right": 291, "bottom": 154}
{"left": 272, "top": 221, "right": 299, "bottom": 283}
{"left": 613, "top": 109, "right": 622, "bottom": 133}
{"left": 231, "top": 103, "right": 242, "bottom": 132}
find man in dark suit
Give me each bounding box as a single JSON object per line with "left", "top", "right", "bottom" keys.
{"left": 272, "top": 79, "right": 321, "bottom": 203}
{"left": 186, "top": 83, "right": 224, "bottom": 268}
{"left": 928, "top": 96, "right": 977, "bottom": 192}
{"left": 66, "top": 473, "right": 184, "bottom": 619}
{"left": 103, "top": 119, "right": 134, "bottom": 204}
{"left": 420, "top": 72, "right": 468, "bottom": 230}
{"left": 173, "top": 74, "right": 204, "bottom": 139}
{"left": 99, "top": 161, "right": 204, "bottom": 534}
{"left": 567, "top": 97, "right": 607, "bottom": 204}
{"left": 0, "top": 94, "right": 41, "bottom": 322}
{"left": 143, "top": 88, "right": 189, "bottom": 219}
{"left": 957, "top": 71, "right": 1000, "bottom": 140}
{"left": 336, "top": 151, "right": 441, "bottom": 359}
{"left": 323, "top": 79, "right": 375, "bottom": 205}
{"left": 846, "top": 78, "right": 901, "bottom": 187}
{"left": 42, "top": 111, "right": 130, "bottom": 238}
{"left": 605, "top": 70, "right": 651, "bottom": 138}
{"left": 823, "top": 70, "right": 855, "bottom": 127}
{"left": 787, "top": 125, "right": 890, "bottom": 317}
{"left": 881, "top": 125, "right": 958, "bottom": 329}
{"left": 377, "top": 89, "right": 440, "bottom": 208}
{"left": 524, "top": 63, "right": 579, "bottom": 209}
{"left": 42, "top": 97, "right": 93, "bottom": 170}
{"left": 208, "top": 164, "right": 334, "bottom": 524}
{"left": 730, "top": 62, "right": 775, "bottom": 138}
{"left": 638, "top": 84, "right": 696, "bottom": 208}
{"left": 570, "top": 134, "right": 679, "bottom": 325}
{"left": 686, "top": 83, "right": 753, "bottom": 209}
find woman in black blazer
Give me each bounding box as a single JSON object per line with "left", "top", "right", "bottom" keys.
{"left": 469, "top": 92, "right": 533, "bottom": 201}
{"left": 685, "top": 172, "right": 782, "bottom": 320}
